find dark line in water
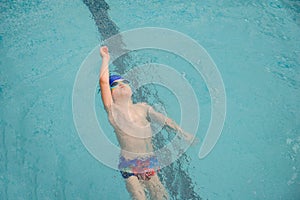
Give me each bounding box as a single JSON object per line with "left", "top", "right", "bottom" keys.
{"left": 83, "top": 0, "right": 118, "bottom": 40}
{"left": 83, "top": 0, "right": 128, "bottom": 74}
{"left": 82, "top": 1, "right": 201, "bottom": 199}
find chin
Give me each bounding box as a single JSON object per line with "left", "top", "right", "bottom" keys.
{"left": 122, "top": 88, "right": 132, "bottom": 96}
{"left": 114, "top": 90, "right": 132, "bottom": 99}
{"left": 123, "top": 91, "right": 132, "bottom": 98}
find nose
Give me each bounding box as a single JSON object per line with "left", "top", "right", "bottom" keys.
{"left": 118, "top": 82, "right": 126, "bottom": 88}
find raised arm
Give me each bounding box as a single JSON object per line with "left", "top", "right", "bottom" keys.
{"left": 99, "top": 46, "right": 113, "bottom": 109}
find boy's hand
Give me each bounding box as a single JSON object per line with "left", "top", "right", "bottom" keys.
{"left": 181, "top": 132, "right": 199, "bottom": 146}
{"left": 100, "top": 46, "right": 110, "bottom": 60}
{"left": 182, "top": 132, "right": 194, "bottom": 142}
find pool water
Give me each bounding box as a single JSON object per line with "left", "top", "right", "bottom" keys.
{"left": 1, "top": 0, "right": 299, "bottom": 199}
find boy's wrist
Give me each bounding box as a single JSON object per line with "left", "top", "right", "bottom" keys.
{"left": 102, "top": 57, "right": 110, "bottom": 62}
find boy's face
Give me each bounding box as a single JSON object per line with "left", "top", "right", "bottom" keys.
{"left": 111, "top": 79, "right": 132, "bottom": 99}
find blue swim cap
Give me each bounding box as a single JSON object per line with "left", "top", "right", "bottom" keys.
{"left": 109, "top": 75, "right": 123, "bottom": 87}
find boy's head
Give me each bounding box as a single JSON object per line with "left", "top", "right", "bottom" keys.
{"left": 109, "top": 75, "right": 123, "bottom": 87}
{"left": 109, "top": 74, "right": 132, "bottom": 99}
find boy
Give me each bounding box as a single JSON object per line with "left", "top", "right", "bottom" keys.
{"left": 99, "top": 46, "right": 193, "bottom": 200}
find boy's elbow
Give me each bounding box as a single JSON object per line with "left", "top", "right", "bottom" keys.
{"left": 99, "top": 78, "right": 109, "bottom": 85}
{"left": 165, "top": 118, "right": 172, "bottom": 124}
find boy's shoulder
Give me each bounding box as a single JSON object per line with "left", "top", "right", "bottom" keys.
{"left": 135, "top": 102, "right": 151, "bottom": 111}
{"left": 136, "top": 102, "right": 148, "bottom": 107}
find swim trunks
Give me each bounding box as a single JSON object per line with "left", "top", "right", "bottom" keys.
{"left": 118, "top": 156, "right": 160, "bottom": 180}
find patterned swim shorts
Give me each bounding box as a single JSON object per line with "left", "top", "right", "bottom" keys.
{"left": 118, "top": 156, "right": 160, "bottom": 180}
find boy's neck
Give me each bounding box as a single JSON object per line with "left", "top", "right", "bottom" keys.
{"left": 114, "top": 98, "right": 133, "bottom": 108}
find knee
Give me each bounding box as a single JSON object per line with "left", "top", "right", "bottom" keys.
{"left": 154, "top": 186, "right": 169, "bottom": 200}
{"left": 126, "top": 177, "right": 146, "bottom": 200}
{"left": 130, "top": 191, "right": 146, "bottom": 200}
{"left": 148, "top": 180, "right": 168, "bottom": 200}
{"left": 126, "top": 186, "right": 146, "bottom": 200}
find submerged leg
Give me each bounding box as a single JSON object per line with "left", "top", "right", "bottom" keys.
{"left": 125, "top": 176, "right": 146, "bottom": 200}
{"left": 144, "top": 175, "right": 168, "bottom": 200}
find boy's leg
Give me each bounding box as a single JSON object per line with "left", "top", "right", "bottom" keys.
{"left": 144, "top": 175, "right": 168, "bottom": 200}
{"left": 125, "top": 176, "right": 146, "bottom": 200}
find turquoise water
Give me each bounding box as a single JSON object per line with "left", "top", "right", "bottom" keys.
{"left": 1, "top": 0, "right": 299, "bottom": 199}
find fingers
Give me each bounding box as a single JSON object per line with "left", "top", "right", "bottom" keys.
{"left": 100, "top": 46, "right": 110, "bottom": 59}
{"left": 191, "top": 137, "right": 200, "bottom": 146}
{"left": 100, "top": 46, "right": 108, "bottom": 53}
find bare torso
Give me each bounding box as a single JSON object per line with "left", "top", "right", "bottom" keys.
{"left": 107, "top": 103, "right": 154, "bottom": 160}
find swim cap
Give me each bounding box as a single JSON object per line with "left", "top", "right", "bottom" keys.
{"left": 109, "top": 75, "right": 123, "bottom": 87}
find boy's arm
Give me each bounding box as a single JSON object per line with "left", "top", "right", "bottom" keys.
{"left": 146, "top": 105, "right": 194, "bottom": 141}
{"left": 99, "top": 46, "right": 113, "bottom": 110}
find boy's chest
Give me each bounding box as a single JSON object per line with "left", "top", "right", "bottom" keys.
{"left": 110, "top": 106, "right": 149, "bottom": 126}
{"left": 127, "top": 107, "right": 149, "bottom": 126}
